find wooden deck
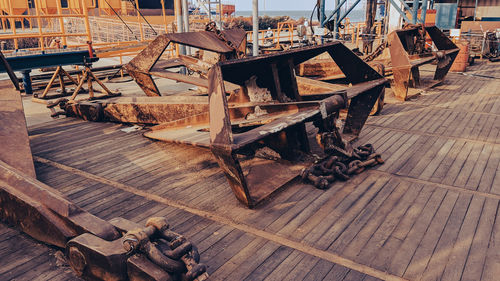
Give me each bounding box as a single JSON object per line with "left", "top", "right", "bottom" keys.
{"left": 1, "top": 60, "right": 500, "bottom": 280}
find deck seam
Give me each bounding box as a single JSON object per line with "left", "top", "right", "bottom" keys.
{"left": 33, "top": 155, "right": 406, "bottom": 281}
{"left": 369, "top": 170, "right": 500, "bottom": 201}
{"left": 365, "top": 124, "right": 499, "bottom": 146}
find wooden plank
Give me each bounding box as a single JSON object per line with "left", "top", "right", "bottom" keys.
{"left": 429, "top": 140, "right": 466, "bottom": 183}
{"left": 461, "top": 198, "right": 498, "bottom": 281}
{"left": 326, "top": 179, "right": 402, "bottom": 253}
{"left": 482, "top": 200, "right": 500, "bottom": 281}
{"left": 301, "top": 259, "right": 335, "bottom": 280}
{"left": 290, "top": 173, "right": 371, "bottom": 241}
{"left": 341, "top": 180, "right": 414, "bottom": 260}
{"left": 419, "top": 193, "right": 472, "bottom": 280}
{"left": 262, "top": 250, "right": 305, "bottom": 281}
{"left": 402, "top": 191, "right": 459, "bottom": 280}
{"left": 387, "top": 187, "right": 447, "bottom": 276}
{"left": 243, "top": 245, "right": 294, "bottom": 281}
{"left": 453, "top": 143, "right": 484, "bottom": 187}
{"left": 440, "top": 196, "right": 485, "bottom": 281}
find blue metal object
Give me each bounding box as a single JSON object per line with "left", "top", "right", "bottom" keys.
{"left": 339, "top": 0, "right": 363, "bottom": 23}
{"left": 388, "top": 0, "right": 412, "bottom": 23}
{"left": 421, "top": 0, "right": 428, "bottom": 23}
{"left": 21, "top": 70, "right": 32, "bottom": 95}
{"left": 0, "top": 49, "right": 98, "bottom": 95}
{"left": 320, "top": 0, "right": 326, "bottom": 27}
{"left": 0, "top": 50, "right": 97, "bottom": 72}
{"left": 325, "top": 0, "right": 349, "bottom": 23}
{"left": 412, "top": 0, "right": 419, "bottom": 24}
{"left": 435, "top": 3, "right": 458, "bottom": 29}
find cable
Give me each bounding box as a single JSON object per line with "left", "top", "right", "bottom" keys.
{"left": 127, "top": 0, "right": 158, "bottom": 35}
{"left": 103, "top": 0, "right": 139, "bottom": 41}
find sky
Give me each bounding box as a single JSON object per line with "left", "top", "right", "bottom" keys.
{"left": 233, "top": 0, "right": 327, "bottom": 11}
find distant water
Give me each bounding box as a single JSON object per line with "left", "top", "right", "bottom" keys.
{"left": 235, "top": 10, "right": 366, "bottom": 23}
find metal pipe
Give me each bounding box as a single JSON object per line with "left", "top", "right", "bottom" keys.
{"left": 161, "top": 0, "right": 168, "bottom": 33}
{"left": 397, "top": 0, "right": 412, "bottom": 15}
{"left": 412, "top": 0, "right": 419, "bottom": 24}
{"left": 474, "top": 0, "right": 478, "bottom": 20}
{"left": 334, "top": 0, "right": 341, "bottom": 39}
{"left": 81, "top": 0, "right": 93, "bottom": 43}
{"left": 421, "top": 0, "right": 428, "bottom": 23}
{"left": 325, "top": 0, "right": 349, "bottom": 23}
{"left": 252, "top": 0, "right": 258, "bottom": 56}
{"left": 175, "top": 0, "right": 186, "bottom": 56}
{"left": 55, "top": 0, "right": 67, "bottom": 46}
{"left": 181, "top": 0, "right": 190, "bottom": 55}
{"left": 319, "top": 0, "right": 326, "bottom": 27}
{"left": 135, "top": 0, "right": 144, "bottom": 40}
{"left": 339, "top": 0, "right": 363, "bottom": 25}
{"left": 388, "top": 0, "right": 412, "bottom": 23}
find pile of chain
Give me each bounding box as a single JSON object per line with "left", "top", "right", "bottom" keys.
{"left": 122, "top": 217, "right": 208, "bottom": 281}
{"left": 301, "top": 144, "right": 384, "bottom": 190}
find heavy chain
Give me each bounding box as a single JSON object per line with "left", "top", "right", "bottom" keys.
{"left": 301, "top": 144, "right": 384, "bottom": 190}
{"left": 122, "top": 217, "right": 209, "bottom": 281}
{"left": 363, "top": 42, "right": 387, "bottom": 62}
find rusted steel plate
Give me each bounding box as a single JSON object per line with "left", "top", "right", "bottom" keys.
{"left": 208, "top": 42, "right": 387, "bottom": 207}
{"left": 0, "top": 80, "right": 35, "bottom": 177}
{"left": 387, "top": 25, "right": 459, "bottom": 101}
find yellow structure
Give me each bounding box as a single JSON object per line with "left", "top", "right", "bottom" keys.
{"left": 0, "top": 0, "right": 29, "bottom": 15}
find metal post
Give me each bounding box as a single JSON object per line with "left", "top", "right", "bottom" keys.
{"left": 56, "top": 0, "right": 67, "bottom": 46}
{"left": 334, "top": 0, "right": 340, "bottom": 39}
{"left": 135, "top": 0, "right": 144, "bottom": 40}
{"left": 387, "top": 0, "right": 412, "bottom": 23}
{"left": 81, "top": 0, "right": 93, "bottom": 43}
{"left": 325, "top": 0, "right": 349, "bottom": 23}
{"left": 473, "top": 0, "right": 478, "bottom": 20}
{"left": 175, "top": 0, "right": 186, "bottom": 56}
{"left": 161, "top": 0, "right": 168, "bottom": 32}
{"left": 34, "top": 0, "right": 44, "bottom": 51}
{"left": 339, "top": 0, "right": 364, "bottom": 23}
{"left": 6, "top": 0, "right": 18, "bottom": 49}
{"left": 412, "top": 0, "right": 419, "bottom": 24}
{"left": 252, "top": 0, "right": 258, "bottom": 56}
{"left": 181, "top": 0, "right": 190, "bottom": 55}
{"left": 421, "top": 0, "right": 428, "bottom": 23}
{"left": 319, "top": 0, "right": 326, "bottom": 27}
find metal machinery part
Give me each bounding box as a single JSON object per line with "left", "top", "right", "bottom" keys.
{"left": 205, "top": 43, "right": 387, "bottom": 207}
{"left": 385, "top": 25, "right": 459, "bottom": 101}
{"left": 0, "top": 80, "right": 207, "bottom": 281}
{"left": 297, "top": 25, "right": 459, "bottom": 102}
{"left": 124, "top": 28, "right": 247, "bottom": 97}
{"left": 63, "top": 29, "right": 387, "bottom": 208}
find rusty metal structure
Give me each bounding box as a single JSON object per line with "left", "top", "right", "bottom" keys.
{"left": 0, "top": 69, "right": 207, "bottom": 280}
{"left": 384, "top": 25, "right": 460, "bottom": 101}
{"left": 298, "top": 25, "right": 459, "bottom": 102}
{"left": 125, "top": 28, "right": 247, "bottom": 97}
{"left": 63, "top": 30, "right": 387, "bottom": 207}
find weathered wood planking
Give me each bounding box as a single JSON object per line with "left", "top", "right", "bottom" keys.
{"left": 1, "top": 60, "right": 500, "bottom": 280}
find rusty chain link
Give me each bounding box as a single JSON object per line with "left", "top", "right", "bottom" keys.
{"left": 301, "top": 144, "right": 384, "bottom": 190}
{"left": 122, "top": 217, "right": 209, "bottom": 281}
